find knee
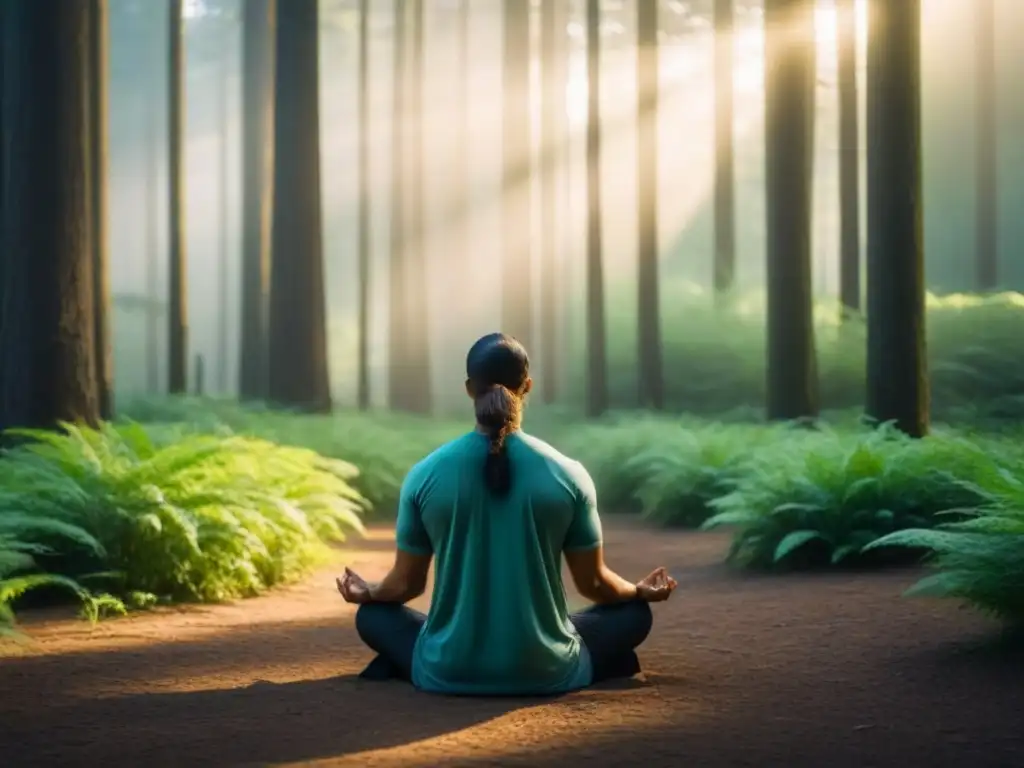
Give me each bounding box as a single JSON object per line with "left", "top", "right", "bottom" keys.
{"left": 355, "top": 602, "right": 391, "bottom": 644}
{"left": 628, "top": 599, "right": 654, "bottom": 644}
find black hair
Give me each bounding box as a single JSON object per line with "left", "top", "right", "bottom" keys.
{"left": 465, "top": 333, "right": 529, "bottom": 496}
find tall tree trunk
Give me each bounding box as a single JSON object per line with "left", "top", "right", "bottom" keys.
{"left": 974, "top": 0, "right": 997, "bottom": 291}
{"left": 636, "top": 0, "right": 663, "bottom": 409}
{"left": 356, "top": 0, "right": 371, "bottom": 410}
{"left": 239, "top": 0, "right": 274, "bottom": 401}
{"left": 501, "top": 0, "right": 532, "bottom": 348}
{"left": 0, "top": 0, "right": 99, "bottom": 432}
{"left": 267, "top": 0, "right": 331, "bottom": 412}
{"left": 713, "top": 0, "right": 736, "bottom": 299}
{"left": 405, "top": 0, "right": 431, "bottom": 413}
{"left": 764, "top": 0, "right": 818, "bottom": 422}
{"left": 539, "top": 0, "right": 565, "bottom": 404}
{"left": 387, "top": 0, "right": 408, "bottom": 411}
{"left": 88, "top": 0, "right": 113, "bottom": 420}
{"left": 584, "top": 0, "right": 607, "bottom": 418}
{"left": 836, "top": 0, "right": 860, "bottom": 317}
{"left": 0, "top": 0, "right": 7, "bottom": 338}
{"left": 167, "top": 0, "right": 188, "bottom": 394}
{"left": 145, "top": 80, "right": 160, "bottom": 394}
{"left": 216, "top": 18, "right": 230, "bottom": 394}
{"left": 865, "top": 0, "right": 928, "bottom": 437}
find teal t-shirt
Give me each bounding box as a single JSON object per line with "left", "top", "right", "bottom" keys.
{"left": 395, "top": 430, "right": 602, "bottom": 695}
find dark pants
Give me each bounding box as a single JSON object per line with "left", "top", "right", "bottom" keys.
{"left": 354, "top": 599, "right": 653, "bottom": 687}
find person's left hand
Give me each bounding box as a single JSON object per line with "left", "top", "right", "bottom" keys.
{"left": 336, "top": 567, "right": 373, "bottom": 604}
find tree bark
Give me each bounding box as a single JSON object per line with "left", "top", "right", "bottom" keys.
{"left": 404, "top": 0, "right": 431, "bottom": 414}
{"left": 0, "top": 0, "right": 99, "bottom": 432}
{"left": 584, "top": 0, "right": 607, "bottom": 417}
{"left": 713, "top": 0, "right": 736, "bottom": 299}
{"left": 836, "top": 0, "right": 860, "bottom": 317}
{"left": 764, "top": 0, "right": 819, "bottom": 422}
{"left": 145, "top": 75, "right": 160, "bottom": 394}
{"left": 216, "top": 17, "right": 230, "bottom": 395}
{"left": 267, "top": 0, "right": 331, "bottom": 412}
{"left": 356, "top": 0, "right": 371, "bottom": 410}
{"left": 636, "top": 0, "right": 663, "bottom": 409}
{"left": 239, "top": 0, "right": 275, "bottom": 401}
{"left": 540, "top": 0, "right": 567, "bottom": 405}
{"left": 501, "top": 0, "right": 532, "bottom": 349}
{"left": 167, "top": 0, "right": 188, "bottom": 394}
{"left": 387, "top": 0, "right": 408, "bottom": 411}
{"left": 88, "top": 0, "right": 113, "bottom": 420}
{"left": 974, "top": 0, "right": 997, "bottom": 291}
{"left": 865, "top": 0, "right": 928, "bottom": 437}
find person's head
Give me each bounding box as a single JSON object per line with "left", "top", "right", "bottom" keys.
{"left": 465, "top": 333, "right": 532, "bottom": 495}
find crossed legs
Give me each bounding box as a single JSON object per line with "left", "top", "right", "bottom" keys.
{"left": 353, "top": 599, "right": 653, "bottom": 686}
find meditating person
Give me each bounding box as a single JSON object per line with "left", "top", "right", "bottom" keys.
{"left": 337, "top": 332, "right": 677, "bottom": 695}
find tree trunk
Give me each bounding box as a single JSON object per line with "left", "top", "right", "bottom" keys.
{"left": 167, "top": 0, "right": 188, "bottom": 394}
{"left": 974, "top": 0, "right": 997, "bottom": 291}
{"left": 539, "top": 0, "right": 567, "bottom": 404}
{"left": 836, "top": 0, "right": 860, "bottom": 318}
{"left": 405, "top": 0, "right": 431, "bottom": 414}
{"left": 0, "top": 0, "right": 99, "bottom": 432}
{"left": 387, "top": 0, "right": 409, "bottom": 411}
{"left": 356, "top": 0, "right": 371, "bottom": 410}
{"left": 88, "top": 0, "right": 113, "bottom": 420}
{"left": 584, "top": 0, "right": 607, "bottom": 418}
{"left": 713, "top": 0, "right": 736, "bottom": 299}
{"left": 764, "top": 0, "right": 818, "bottom": 422}
{"left": 145, "top": 77, "right": 160, "bottom": 394}
{"left": 216, "top": 18, "right": 230, "bottom": 395}
{"left": 501, "top": 0, "right": 532, "bottom": 348}
{"left": 636, "top": 0, "right": 663, "bottom": 410}
{"left": 267, "top": 0, "right": 331, "bottom": 412}
{"left": 0, "top": 0, "right": 6, "bottom": 336}
{"left": 865, "top": 0, "right": 928, "bottom": 437}
{"left": 239, "top": 0, "right": 275, "bottom": 401}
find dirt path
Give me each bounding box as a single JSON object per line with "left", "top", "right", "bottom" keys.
{"left": 1, "top": 521, "right": 1021, "bottom": 768}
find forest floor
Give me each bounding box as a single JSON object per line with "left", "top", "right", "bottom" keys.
{"left": 1, "top": 520, "right": 1022, "bottom": 768}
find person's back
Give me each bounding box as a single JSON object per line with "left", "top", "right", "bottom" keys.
{"left": 337, "top": 332, "right": 677, "bottom": 696}
{"left": 404, "top": 430, "right": 598, "bottom": 694}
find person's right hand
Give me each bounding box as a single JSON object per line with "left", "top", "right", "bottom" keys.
{"left": 635, "top": 567, "right": 677, "bottom": 602}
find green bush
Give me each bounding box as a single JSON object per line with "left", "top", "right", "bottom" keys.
{"left": 700, "top": 425, "right": 1010, "bottom": 569}
{"left": 119, "top": 397, "right": 466, "bottom": 514}
{"left": 866, "top": 469, "right": 1024, "bottom": 623}
{"left": 587, "top": 285, "right": 1024, "bottom": 418}
{"left": 0, "top": 516, "right": 124, "bottom": 638}
{"left": 0, "top": 421, "right": 367, "bottom": 608}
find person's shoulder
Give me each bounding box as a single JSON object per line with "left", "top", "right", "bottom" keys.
{"left": 406, "top": 432, "right": 478, "bottom": 478}
{"left": 516, "top": 433, "right": 595, "bottom": 496}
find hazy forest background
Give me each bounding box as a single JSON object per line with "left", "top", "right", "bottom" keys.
{"left": 108, "top": 0, "right": 1024, "bottom": 413}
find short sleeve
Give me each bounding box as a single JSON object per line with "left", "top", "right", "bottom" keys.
{"left": 563, "top": 462, "right": 603, "bottom": 552}
{"left": 395, "top": 470, "right": 433, "bottom": 556}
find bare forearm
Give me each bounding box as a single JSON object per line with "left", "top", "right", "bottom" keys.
{"left": 368, "top": 569, "right": 423, "bottom": 604}
{"left": 584, "top": 566, "right": 639, "bottom": 604}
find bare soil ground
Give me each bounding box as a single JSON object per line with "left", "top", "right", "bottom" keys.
{"left": 1, "top": 520, "right": 1022, "bottom": 768}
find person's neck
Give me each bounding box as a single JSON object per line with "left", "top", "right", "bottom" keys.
{"left": 474, "top": 423, "right": 521, "bottom": 436}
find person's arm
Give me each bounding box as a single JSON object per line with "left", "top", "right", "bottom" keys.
{"left": 368, "top": 549, "right": 432, "bottom": 603}
{"left": 565, "top": 546, "right": 639, "bottom": 604}
{"left": 562, "top": 462, "right": 639, "bottom": 604}
{"left": 370, "top": 469, "right": 433, "bottom": 604}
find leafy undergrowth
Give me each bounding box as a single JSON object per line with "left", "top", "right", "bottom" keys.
{"left": 0, "top": 421, "right": 367, "bottom": 636}
{"left": 120, "top": 397, "right": 465, "bottom": 515}
{"left": 699, "top": 425, "right": 1011, "bottom": 569}
{"left": 866, "top": 469, "right": 1024, "bottom": 624}
{"left": 584, "top": 285, "right": 1024, "bottom": 419}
